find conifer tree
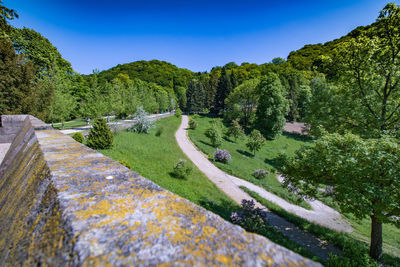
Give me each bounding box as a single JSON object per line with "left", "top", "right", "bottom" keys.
{"left": 186, "top": 79, "right": 205, "bottom": 114}
{"left": 214, "top": 67, "right": 234, "bottom": 114}
{"left": 87, "top": 118, "right": 114, "bottom": 149}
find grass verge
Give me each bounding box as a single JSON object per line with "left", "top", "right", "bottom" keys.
{"left": 188, "top": 115, "right": 312, "bottom": 209}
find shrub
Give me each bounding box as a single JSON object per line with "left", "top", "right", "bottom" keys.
{"left": 128, "top": 106, "right": 154, "bottom": 133}
{"left": 118, "top": 159, "right": 132, "bottom": 169}
{"left": 205, "top": 126, "right": 222, "bottom": 147}
{"left": 214, "top": 149, "right": 231, "bottom": 163}
{"left": 246, "top": 129, "right": 265, "bottom": 156}
{"left": 189, "top": 118, "right": 198, "bottom": 129}
{"left": 175, "top": 108, "right": 182, "bottom": 118}
{"left": 87, "top": 118, "right": 114, "bottom": 149}
{"left": 172, "top": 159, "right": 193, "bottom": 179}
{"left": 72, "top": 132, "right": 84, "bottom": 143}
{"left": 155, "top": 126, "right": 164, "bottom": 136}
{"left": 202, "top": 108, "right": 209, "bottom": 114}
{"left": 231, "top": 199, "right": 267, "bottom": 233}
{"left": 253, "top": 169, "right": 269, "bottom": 179}
{"left": 192, "top": 114, "right": 199, "bottom": 119}
{"left": 226, "top": 120, "right": 245, "bottom": 142}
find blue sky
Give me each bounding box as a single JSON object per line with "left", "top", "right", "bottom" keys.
{"left": 8, "top": 0, "right": 391, "bottom": 74}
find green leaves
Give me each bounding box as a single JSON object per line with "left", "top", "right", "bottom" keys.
{"left": 281, "top": 133, "right": 400, "bottom": 224}
{"left": 255, "top": 73, "right": 289, "bottom": 140}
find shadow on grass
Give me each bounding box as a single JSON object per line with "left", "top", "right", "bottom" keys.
{"left": 282, "top": 132, "right": 313, "bottom": 143}
{"left": 237, "top": 149, "right": 253, "bottom": 158}
{"left": 200, "top": 140, "right": 213, "bottom": 147}
{"left": 168, "top": 171, "right": 187, "bottom": 180}
{"left": 223, "top": 136, "right": 234, "bottom": 143}
{"left": 198, "top": 197, "right": 238, "bottom": 221}
{"left": 264, "top": 157, "right": 280, "bottom": 169}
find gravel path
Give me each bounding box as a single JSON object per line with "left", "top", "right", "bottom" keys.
{"left": 176, "top": 115, "right": 344, "bottom": 261}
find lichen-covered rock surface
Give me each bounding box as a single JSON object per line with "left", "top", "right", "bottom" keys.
{"left": 0, "top": 115, "right": 321, "bottom": 266}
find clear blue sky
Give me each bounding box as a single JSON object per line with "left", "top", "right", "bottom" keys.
{"left": 8, "top": 0, "right": 392, "bottom": 74}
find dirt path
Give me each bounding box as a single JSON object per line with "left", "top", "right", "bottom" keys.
{"left": 175, "top": 115, "right": 344, "bottom": 261}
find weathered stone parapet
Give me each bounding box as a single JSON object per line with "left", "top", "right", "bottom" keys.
{"left": 0, "top": 115, "right": 321, "bottom": 266}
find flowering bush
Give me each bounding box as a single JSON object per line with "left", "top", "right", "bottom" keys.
{"left": 214, "top": 148, "right": 231, "bottom": 163}
{"left": 172, "top": 159, "right": 193, "bottom": 179}
{"left": 231, "top": 199, "right": 267, "bottom": 232}
{"left": 253, "top": 169, "right": 269, "bottom": 179}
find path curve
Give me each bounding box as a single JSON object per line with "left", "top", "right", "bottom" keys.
{"left": 176, "top": 115, "right": 343, "bottom": 261}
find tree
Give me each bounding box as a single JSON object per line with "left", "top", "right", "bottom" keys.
{"left": 225, "top": 79, "right": 260, "bottom": 126}
{"left": 307, "top": 3, "right": 400, "bottom": 138}
{"left": 226, "top": 120, "right": 245, "bottom": 142}
{"left": 279, "top": 133, "right": 400, "bottom": 261}
{"left": 11, "top": 27, "right": 73, "bottom": 75}
{"left": 0, "top": 0, "right": 18, "bottom": 37}
{"left": 246, "top": 130, "right": 265, "bottom": 156}
{"left": 0, "top": 39, "right": 52, "bottom": 120}
{"left": 87, "top": 118, "right": 114, "bottom": 149}
{"left": 205, "top": 122, "right": 223, "bottom": 148}
{"left": 186, "top": 79, "right": 205, "bottom": 114}
{"left": 214, "top": 67, "right": 234, "bottom": 114}
{"left": 255, "top": 73, "right": 289, "bottom": 140}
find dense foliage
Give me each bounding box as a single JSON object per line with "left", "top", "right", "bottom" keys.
{"left": 254, "top": 73, "right": 289, "bottom": 140}
{"left": 72, "top": 132, "right": 84, "bottom": 143}
{"left": 279, "top": 133, "right": 400, "bottom": 260}
{"left": 86, "top": 118, "right": 114, "bottom": 149}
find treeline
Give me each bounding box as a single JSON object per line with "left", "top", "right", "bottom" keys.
{"left": 0, "top": 6, "right": 178, "bottom": 123}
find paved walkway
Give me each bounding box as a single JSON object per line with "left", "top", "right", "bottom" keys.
{"left": 60, "top": 113, "right": 173, "bottom": 135}
{"left": 176, "top": 115, "right": 345, "bottom": 261}
{"left": 0, "top": 143, "right": 11, "bottom": 165}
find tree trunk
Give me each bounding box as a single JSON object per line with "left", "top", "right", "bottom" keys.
{"left": 370, "top": 215, "right": 383, "bottom": 261}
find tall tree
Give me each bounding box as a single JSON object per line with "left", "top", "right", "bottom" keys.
{"left": 214, "top": 67, "right": 234, "bottom": 114}
{"left": 225, "top": 78, "right": 260, "bottom": 126}
{"left": 12, "top": 27, "right": 73, "bottom": 75}
{"left": 186, "top": 79, "right": 205, "bottom": 114}
{"left": 0, "top": 0, "right": 18, "bottom": 37}
{"left": 255, "top": 73, "right": 289, "bottom": 140}
{"left": 307, "top": 3, "right": 400, "bottom": 138}
{"left": 0, "top": 39, "right": 52, "bottom": 120}
{"left": 279, "top": 133, "right": 400, "bottom": 261}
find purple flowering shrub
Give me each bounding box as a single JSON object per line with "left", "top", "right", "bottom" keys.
{"left": 253, "top": 169, "right": 269, "bottom": 179}
{"left": 230, "top": 199, "right": 267, "bottom": 233}
{"left": 213, "top": 148, "right": 231, "bottom": 163}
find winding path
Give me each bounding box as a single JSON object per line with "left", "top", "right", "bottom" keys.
{"left": 175, "top": 115, "right": 347, "bottom": 261}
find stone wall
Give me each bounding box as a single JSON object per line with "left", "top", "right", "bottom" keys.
{"left": 0, "top": 115, "right": 320, "bottom": 266}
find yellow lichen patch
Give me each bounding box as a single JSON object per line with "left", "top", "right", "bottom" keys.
{"left": 216, "top": 254, "right": 232, "bottom": 265}
{"left": 201, "top": 225, "right": 217, "bottom": 237}
{"left": 74, "top": 196, "right": 140, "bottom": 228}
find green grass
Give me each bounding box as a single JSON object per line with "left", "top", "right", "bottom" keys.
{"left": 241, "top": 186, "right": 400, "bottom": 266}
{"left": 97, "top": 116, "right": 321, "bottom": 262}
{"left": 99, "top": 116, "right": 238, "bottom": 221}
{"left": 188, "top": 115, "right": 312, "bottom": 210}
{"left": 52, "top": 119, "right": 90, "bottom": 129}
